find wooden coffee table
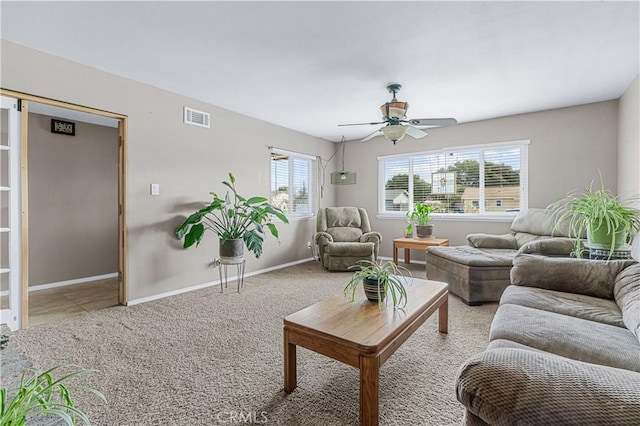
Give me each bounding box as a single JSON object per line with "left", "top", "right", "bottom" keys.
{"left": 283, "top": 278, "right": 448, "bottom": 426}
{"left": 393, "top": 237, "right": 449, "bottom": 264}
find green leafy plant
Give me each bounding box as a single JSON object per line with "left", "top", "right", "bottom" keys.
{"left": 549, "top": 182, "right": 640, "bottom": 258}
{"left": 0, "top": 366, "right": 105, "bottom": 425}
{"left": 175, "top": 173, "right": 288, "bottom": 258}
{"left": 405, "top": 202, "right": 437, "bottom": 236}
{"left": 344, "top": 260, "right": 411, "bottom": 308}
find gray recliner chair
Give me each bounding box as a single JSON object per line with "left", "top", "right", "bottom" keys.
{"left": 314, "top": 207, "right": 382, "bottom": 271}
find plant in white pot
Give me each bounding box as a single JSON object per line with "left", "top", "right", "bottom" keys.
{"left": 549, "top": 182, "right": 640, "bottom": 257}
{"left": 175, "top": 173, "right": 288, "bottom": 259}
{"left": 405, "top": 202, "right": 437, "bottom": 239}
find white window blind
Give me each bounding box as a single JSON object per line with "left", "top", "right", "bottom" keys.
{"left": 382, "top": 158, "right": 410, "bottom": 212}
{"left": 270, "top": 149, "right": 317, "bottom": 218}
{"left": 379, "top": 141, "right": 528, "bottom": 216}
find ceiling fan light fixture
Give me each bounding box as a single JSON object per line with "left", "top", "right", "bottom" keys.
{"left": 381, "top": 124, "right": 407, "bottom": 144}
{"left": 380, "top": 101, "right": 408, "bottom": 120}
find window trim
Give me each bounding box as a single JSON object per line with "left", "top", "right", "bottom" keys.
{"left": 377, "top": 139, "right": 529, "bottom": 219}
{"left": 269, "top": 147, "right": 318, "bottom": 221}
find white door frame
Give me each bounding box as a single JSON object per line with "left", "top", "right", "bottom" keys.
{"left": 0, "top": 96, "right": 22, "bottom": 330}
{"left": 0, "top": 89, "right": 128, "bottom": 329}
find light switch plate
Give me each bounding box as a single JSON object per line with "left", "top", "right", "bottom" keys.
{"left": 150, "top": 183, "right": 160, "bottom": 196}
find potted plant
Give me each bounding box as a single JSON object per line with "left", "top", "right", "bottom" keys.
{"left": 0, "top": 365, "right": 105, "bottom": 425}
{"left": 175, "top": 173, "right": 288, "bottom": 259}
{"left": 549, "top": 182, "right": 640, "bottom": 257}
{"left": 405, "top": 202, "right": 437, "bottom": 239}
{"left": 344, "top": 260, "right": 411, "bottom": 308}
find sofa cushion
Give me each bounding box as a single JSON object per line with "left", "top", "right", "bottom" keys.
{"left": 500, "top": 285, "right": 624, "bottom": 328}
{"left": 613, "top": 263, "right": 640, "bottom": 342}
{"left": 486, "top": 338, "right": 549, "bottom": 354}
{"left": 518, "top": 237, "right": 578, "bottom": 256}
{"left": 490, "top": 304, "right": 640, "bottom": 372}
{"left": 513, "top": 233, "right": 549, "bottom": 248}
{"left": 510, "top": 208, "right": 555, "bottom": 235}
{"left": 327, "top": 227, "right": 362, "bottom": 242}
{"left": 467, "top": 233, "right": 517, "bottom": 250}
{"left": 510, "top": 207, "right": 574, "bottom": 237}
{"left": 326, "top": 207, "right": 361, "bottom": 228}
{"left": 456, "top": 347, "right": 640, "bottom": 426}
{"left": 427, "top": 246, "right": 515, "bottom": 267}
{"left": 511, "top": 254, "right": 635, "bottom": 299}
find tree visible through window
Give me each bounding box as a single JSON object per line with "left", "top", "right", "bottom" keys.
{"left": 379, "top": 142, "right": 527, "bottom": 215}
{"left": 270, "top": 150, "right": 317, "bottom": 218}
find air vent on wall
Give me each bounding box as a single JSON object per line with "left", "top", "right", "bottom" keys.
{"left": 184, "top": 107, "right": 210, "bottom": 128}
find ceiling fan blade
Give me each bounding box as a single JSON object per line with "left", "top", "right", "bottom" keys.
{"left": 405, "top": 126, "right": 427, "bottom": 139}
{"left": 406, "top": 118, "right": 457, "bottom": 127}
{"left": 338, "top": 121, "right": 386, "bottom": 127}
{"left": 360, "top": 129, "right": 382, "bottom": 142}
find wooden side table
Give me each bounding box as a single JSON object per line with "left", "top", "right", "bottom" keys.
{"left": 393, "top": 237, "right": 449, "bottom": 264}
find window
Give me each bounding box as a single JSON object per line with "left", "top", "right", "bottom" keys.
{"left": 378, "top": 140, "right": 528, "bottom": 217}
{"left": 270, "top": 148, "right": 317, "bottom": 219}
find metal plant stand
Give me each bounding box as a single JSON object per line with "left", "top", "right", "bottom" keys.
{"left": 215, "top": 257, "right": 246, "bottom": 293}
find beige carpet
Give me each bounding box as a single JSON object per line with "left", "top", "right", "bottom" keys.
{"left": 12, "top": 261, "right": 498, "bottom": 425}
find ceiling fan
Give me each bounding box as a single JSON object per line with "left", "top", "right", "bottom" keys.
{"left": 339, "top": 83, "right": 457, "bottom": 144}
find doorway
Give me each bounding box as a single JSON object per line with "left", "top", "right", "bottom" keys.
{"left": 0, "top": 90, "right": 128, "bottom": 330}
{"left": 28, "top": 103, "right": 120, "bottom": 326}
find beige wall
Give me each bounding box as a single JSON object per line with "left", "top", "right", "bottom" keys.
{"left": 1, "top": 40, "right": 337, "bottom": 301}
{"left": 617, "top": 75, "right": 640, "bottom": 207}
{"left": 28, "top": 113, "right": 118, "bottom": 286}
{"left": 336, "top": 101, "right": 619, "bottom": 254}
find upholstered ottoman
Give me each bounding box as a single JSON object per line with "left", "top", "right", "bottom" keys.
{"left": 426, "top": 246, "right": 516, "bottom": 305}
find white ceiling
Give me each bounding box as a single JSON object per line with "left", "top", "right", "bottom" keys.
{"left": 2, "top": 1, "right": 638, "bottom": 142}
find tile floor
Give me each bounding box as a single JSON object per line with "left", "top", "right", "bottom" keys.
{"left": 28, "top": 278, "right": 119, "bottom": 326}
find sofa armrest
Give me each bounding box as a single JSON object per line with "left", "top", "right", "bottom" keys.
{"left": 360, "top": 231, "right": 382, "bottom": 244}
{"left": 456, "top": 348, "right": 640, "bottom": 426}
{"left": 510, "top": 254, "right": 635, "bottom": 298}
{"left": 314, "top": 232, "right": 333, "bottom": 245}
{"left": 517, "top": 237, "right": 578, "bottom": 256}
{"left": 467, "top": 233, "right": 517, "bottom": 249}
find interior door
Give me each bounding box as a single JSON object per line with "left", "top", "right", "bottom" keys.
{"left": 0, "top": 96, "right": 22, "bottom": 330}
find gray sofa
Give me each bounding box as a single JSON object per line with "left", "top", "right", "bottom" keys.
{"left": 426, "top": 208, "right": 576, "bottom": 305}
{"left": 455, "top": 238, "right": 640, "bottom": 425}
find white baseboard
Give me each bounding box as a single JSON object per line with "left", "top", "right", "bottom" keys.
{"left": 127, "top": 257, "right": 315, "bottom": 306}
{"left": 30, "top": 273, "right": 119, "bottom": 292}
{"left": 0, "top": 273, "right": 119, "bottom": 297}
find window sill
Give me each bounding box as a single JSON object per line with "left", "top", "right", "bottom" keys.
{"left": 376, "top": 213, "right": 516, "bottom": 223}
{"left": 286, "top": 214, "right": 316, "bottom": 222}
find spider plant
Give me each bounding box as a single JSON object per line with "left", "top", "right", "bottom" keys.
{"left": 344, "top": 260, "right": 411, "bottom": 308}
{"left": 549, "top": 182, "right": 640, "bottom": 257}
{"left": 0, "top": 365, "right": 105, "bottom": 425}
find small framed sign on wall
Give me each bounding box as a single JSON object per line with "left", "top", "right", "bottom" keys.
{"left": 51, "top": 119, "right": 75, "bottom": 136}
